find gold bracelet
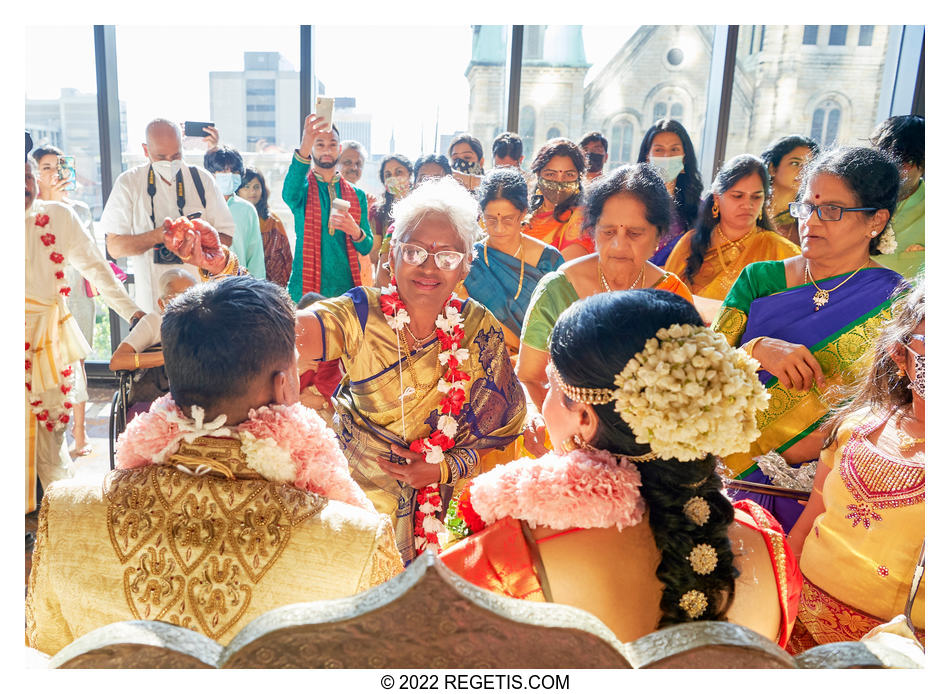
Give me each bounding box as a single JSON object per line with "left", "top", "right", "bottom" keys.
{"left": 742, "top": 336, "right": 766, "bottom": 365}
{"left": 439, "top": 458, "right": 449, "bottom": 485}
{"left": 134, "top": 353, "right": 140, "bottom": 369}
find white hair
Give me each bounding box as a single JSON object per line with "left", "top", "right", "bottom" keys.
{"left": 159, "top": 268, "right": 196, "bottom": 299}
{"left": 340, "top": 140, "right": 368, "bottom": 162}
{"left": 391, "top": 176, "right": 480, "bottom": 267}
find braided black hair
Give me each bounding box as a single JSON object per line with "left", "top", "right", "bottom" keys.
{"left": 549, "top": 289, "right": 737, "bottom": 626}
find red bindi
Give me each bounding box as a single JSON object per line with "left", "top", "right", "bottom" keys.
{"left": 814, "top": 194, "right": 821, "bottom": 200}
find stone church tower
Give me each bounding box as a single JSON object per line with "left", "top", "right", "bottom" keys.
{"left": 466, "top": 25, "right": 589, "bottom": 163}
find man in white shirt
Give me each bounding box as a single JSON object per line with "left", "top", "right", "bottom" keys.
{"left": 25, "top": 157, "right": 145, "bottom": 513}
{"left": 99, "top": 118, "right": 236, "bottom": 312}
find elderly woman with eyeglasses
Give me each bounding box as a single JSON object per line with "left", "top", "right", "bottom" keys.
{"left": 711, "top": 147, "right": 905, "bottom": 533}
{"left": 296, "top": 176, "right": 527, "bottom": 564}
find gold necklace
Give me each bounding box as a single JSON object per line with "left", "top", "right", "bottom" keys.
{"left": 599, "top": 262, "right": 644, "bottom": 293}
{"left": 397, "top": 329, "right": 441, "bottom": 395}
{"left": 484, "top": 236, "right": 526, "bottom": 301}
{"left": 804, "top": 260, "right": 869, "bottom": 311}
{"left": 405, "top": 324, "right": 437, "bottom": 344}
{"left": 715, "top": 224, "right": 757, "bottom": 266}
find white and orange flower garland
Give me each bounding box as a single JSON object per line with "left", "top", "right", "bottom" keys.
{"left": 25, "top": 212, "right": 76, "bottom": 433}
{"left": 379, "top": 281, "right": 470, "bottom": 555}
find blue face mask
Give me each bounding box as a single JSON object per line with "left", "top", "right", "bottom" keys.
{"left": 215, "top": 172, "right": 242, "bottom": 197}
{"left": 649, "top": 155, "right": 685, "bottom": 184}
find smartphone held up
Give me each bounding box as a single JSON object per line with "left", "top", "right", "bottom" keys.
{"left": 314, "top": 97, "right": 334, "bottom": 131}
{"left": 57, "top": 155, "right": 77, "bottom": 192}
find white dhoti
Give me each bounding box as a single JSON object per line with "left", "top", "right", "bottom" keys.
{"left": 25, "top": 294, "right": 89, "bottom": 513}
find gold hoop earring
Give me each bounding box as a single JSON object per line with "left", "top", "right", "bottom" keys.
{"left": 712, "top": 201, "right": 719, "bottom": 218}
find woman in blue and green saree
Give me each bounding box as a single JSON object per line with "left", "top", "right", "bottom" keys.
{"left": 296, "top": 176, "right": 527, "bottom": 564}
{"left": 712, "top": 147, "right": 906, "bottom": 532}
{"left": 459, "top": 168, "right": 564, "bottom": 362}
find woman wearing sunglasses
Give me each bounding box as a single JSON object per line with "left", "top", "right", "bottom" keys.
{"left": 711, "top": 147, "right": 905, "bottom": 532}
{"left": 296, "top": 176, "right": 527, "bottom": 565}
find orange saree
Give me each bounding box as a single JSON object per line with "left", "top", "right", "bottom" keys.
{"left": 440, "top": 500, "right": 802, "bottom": 647}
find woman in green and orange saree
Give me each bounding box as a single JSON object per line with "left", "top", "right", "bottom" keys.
{"left": 712, "top": 147, "right": 906, "bottom": 532}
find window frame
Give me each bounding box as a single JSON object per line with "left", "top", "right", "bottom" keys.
{"left": 78, "top": 24, "right": 924, "bottom": 384}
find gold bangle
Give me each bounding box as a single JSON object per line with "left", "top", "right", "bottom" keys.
{"left": 742, "top": 336, "right": 766, "bottom": 363}
{"left": 134, "top": 353, "right": 140, "bottom": 370}
{"left": 439, "top": 458, "right": 449, "bottom": 485}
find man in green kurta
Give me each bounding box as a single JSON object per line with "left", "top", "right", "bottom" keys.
{"left": 870, "top": 115, "right": 924, "bottom": 279}
{"left": 282, "top": 116, "right": 373, "bottom": 301}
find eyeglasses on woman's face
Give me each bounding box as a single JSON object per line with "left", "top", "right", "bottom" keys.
{"left": 788, "top": 201, "right": 877, "bottom": 221}
{"left": 395, "top": 242, "right": 465, "bottom": 271}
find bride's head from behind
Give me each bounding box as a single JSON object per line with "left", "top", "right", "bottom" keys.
{"left": 545, "top": 289, "right": 702, "bottom": 459}
{"left": 544, "top": 289, "right": 772, "bottom": 627}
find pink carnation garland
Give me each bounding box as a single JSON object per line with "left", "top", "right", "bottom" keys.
{"left": 115, "top": 394, "right": 373, "bottom": 512}
{"left": 467, "top": 448, "right": 647, "bottom": 531}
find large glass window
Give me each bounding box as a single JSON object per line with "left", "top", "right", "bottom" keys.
{"left": 26, "top": 26, "right": 114, "bottom": 359}
{"left": 516, "top": 25, "right": 714, "bottom": 172}
{"left": 724, "top": 25, "right": 894, "bottom": 161}
{"left": 115, "top": 26, "right": 300, "bottom": 251}
{"left": 309, "top": 25, "right": 501, "bottom": 203}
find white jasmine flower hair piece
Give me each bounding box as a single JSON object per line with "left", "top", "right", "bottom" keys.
{"left": 612, "top": 324, "right": 770, "bottom": 461}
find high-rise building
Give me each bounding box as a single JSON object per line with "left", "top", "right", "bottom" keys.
{"left": 210, "top": 51, "right": 299, "bottom": 151}
{"left": 333, "top": 97, "right": 372, "bottom": 156}
{"left": 26, "top": 88, "right": 128, "bottom": 218}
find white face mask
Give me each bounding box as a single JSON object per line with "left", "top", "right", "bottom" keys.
{"left": 215, "top": 172, "right": 242, "bottom": 197}
{"left": 151, "top": 159, "right": 180, "bottom": 180}
{"left": 649, "top": 155, "right": 685, "bottom": 184}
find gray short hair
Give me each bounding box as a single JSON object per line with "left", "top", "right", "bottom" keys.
{"left": 391, "top": 176, "right": 480, "bottom": 267}
{"left": 159, "top": 268, "right": 196, "bottom": 299}
{"left": 340, "top": 140, "right": 368, "bottom": 162}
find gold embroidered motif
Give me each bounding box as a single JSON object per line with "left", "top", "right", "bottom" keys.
{"left": 711, "top": 307, "right": 748, "bottom": 347}
{"left": 839, "top": 429, "right": 924, "bottom": 517}
{"left": 106, "top": 437, "right": 326, "bottom": 642}
{"left": 754, "top": 307, "right": 893, "bottom": 431}
{"left": 105, "top": 469, "right": 164, "bottom": 563}
{"left": 746, "top": 503, "right": 788, "bottom": 605}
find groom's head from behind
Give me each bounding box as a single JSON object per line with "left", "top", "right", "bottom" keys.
{"left": 161, "top": 275, "right": 299, "bottom": 423}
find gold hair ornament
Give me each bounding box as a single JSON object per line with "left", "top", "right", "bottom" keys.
{"left": 551, "top": 365, "right": 613, "bottom": 405}
{"left": 679, "top": 589, "right": 708, "bottom": 619}
{"left": 683, "top": 496, "right": 711, "bottom": 526}
{"left": 687, "top": 543, "right": 718, "bottom": 576}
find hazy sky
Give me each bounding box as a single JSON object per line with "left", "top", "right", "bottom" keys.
{"left": 26, "top": 25, "right": 637, "bottom": 156}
